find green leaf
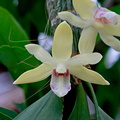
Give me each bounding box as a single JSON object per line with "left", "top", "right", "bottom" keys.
{"left": 14, "top": 91, "right": 63, "bottom": 120}
{"left": 99, "top": 107, "right": 113, "bottom": 120}
{"left": 0, "top": 107, "right": 18, "bottom": 119}
{"left": 0, "top": 0, "right": 17, "bottom": 15}
{"left": 0, "top": 6, "right": 49, "bottom": 107}
{"left": 0, "top": 6, "right": 40, "bottom": 79}
{"left": 0, "top": 112, "right": 12, "bottom": 120}
{"left": 68, "top": 83, "right": 91, "bottom": 120}
{"left": 15, "top": 102, "right": 26, "bottom": 112}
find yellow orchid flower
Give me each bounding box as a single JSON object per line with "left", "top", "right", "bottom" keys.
{"left": 58, "top": 0, "right": 120, "bottom": 53}
{"left": 13, "top": 21, "right": 109, "bottom": 97}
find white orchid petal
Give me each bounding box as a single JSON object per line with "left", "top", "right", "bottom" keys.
{"left": 67, "top": 53, "right": 102, "bottom": 66}
{"left": 105, "top": 48, "right": 120, "bottom": 68}
{"left": 58, "top": 12, "right": 90, "bottom": 28}
{"left": 38, "top": 33, "right": 53, "bottom": 52}
{"left": 79, "top": 27, "right": 97, "bottom": 53}
{"left": 25, "top": 44, "right": 57, "bottom": 65}
{"left": 73, "top": 0, "right": 98, "bottom": 20}
{"left": 13, "top": 63, "right": 53, "bottom": 84}
{"left": 50, "top": 70, "right": 71, "bottom": 97}
{"left": 99, "top": 31, "right": 120, "bottom": 51}
{"left": 103, "top": 8, "right": 120, "bottom": 36}
{"left": 69, "top": 65, "right": 109, "bottom": 85}
{"left": 52, "top": 21, "right": 73, "bottom": 62}
{"left": 101, "top": 12, "right": 118, "bottom": 25}
{"left": 94, "top": 7, "right": 118, "bottom": 25}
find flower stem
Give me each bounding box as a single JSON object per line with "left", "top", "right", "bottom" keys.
{"left": 87, "top": 83, "right": 101, "bottom": 120}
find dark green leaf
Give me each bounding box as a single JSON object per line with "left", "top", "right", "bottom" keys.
{"left": 15, "top": 102, "right": 26, "bottom": 112}
{"left": 0, "top": 6, "right": 49, "bottom": 107}
{"left": 0, "top": 6, "right": 40, "bottom": 79}
{"left": 0, "top": 112, "right": 12, "bottom": 120}
{"left": 14, "top": 91, "right": 63, "bottom": 120}
{"left": 0, "top": 0, "right": 17, "bottom": 15}
{"left": 99, "top": 107, "right": 113, "bottom": 120}
{"left": 68, "top": 83, "right": 91, "bottom": 120}
{"left": 0, "top": 107, "right": 18, "bottom": 119}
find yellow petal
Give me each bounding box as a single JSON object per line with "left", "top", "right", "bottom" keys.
{"left": 69, "top": 65, "right": 110, "bottom": 85}
{"left": 99, "top": 30, "right": 120, "bottom": 51}
{"left": 79, "top": 27, "right": 97, "bottom": 53}
{"left": 13, "top": 63, "right": 53, "bottom": 84}
{"left": 67, "top": 52, "right": 102, "bottom": 65}
{"left": 58, "top": 12, "right": 90, "bottom": 28}
{"left": 73, "top": 0, "right": 98, "bottom": 20}
{"left": 25, "top": 44, "right": 57, "bottom": 65}
{"left": 52, "top": 21, "right": 73, "bottom": 62}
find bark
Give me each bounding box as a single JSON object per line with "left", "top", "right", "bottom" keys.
{"left": 46, "top": 0, "right": 80, "bottom": 53}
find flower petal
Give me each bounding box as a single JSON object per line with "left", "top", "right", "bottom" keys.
{"left": 78, "top": 27, "right": 97, "bottom": 53}
{"left": 73, "top": 0, "right": 98, "bottom": 19}
{"left": 67, "top": 52, "right": 102, "bottom": 66}
{"left": 50, "top": 70, "right": 71, "bottom": 97}
{"left": 52, "top": 21, "right": 73, "bottom": 62}
{"left": 104, "top": 48, "right": 120, "bottom": 68}
{"left": 69, "top": 65, "right": 109, "bottom": 85}
{"left": 25, "top": 44, "right": 57, "bottom": 65}
{"left": 58, "top": 12, "right": 90, "bottom": 28}
{"left": 103, "top": 8, "right": 120, "bottom": 36}
{"left": 99, "top": 31, "right": 120, "bottom": 51}
{"left": 94, "top": 7, "right": 118, "bottom": 25}
{"left": 13, "top": 63, "right": 53, "bottom": 84}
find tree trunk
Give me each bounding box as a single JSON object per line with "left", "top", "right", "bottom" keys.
{"left": 46, "top": 0, "right": 80, "bottom": 53}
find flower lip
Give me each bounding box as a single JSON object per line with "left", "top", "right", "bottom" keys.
{"left": 53, "top": 69, "right": 69, "bottom": 77}
{"left": 50, "top": 69, "right": 71, "bottom": 97}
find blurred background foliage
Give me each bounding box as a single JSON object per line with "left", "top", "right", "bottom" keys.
{"left": 0, "top": 0, "right": 120, "bottom": 119}
{"left": 0, "top": 0, "right": 50, "bottom": 106}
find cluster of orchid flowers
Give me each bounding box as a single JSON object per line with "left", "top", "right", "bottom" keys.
{"left": 14, "top": 0, "right": 120, "bottom": 97}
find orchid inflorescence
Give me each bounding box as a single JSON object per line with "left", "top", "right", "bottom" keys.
{"left": 59, "top": 0, "right": 120, "bottom": 53}
{"left": 14, "top": 0, "right": 120, "bottom": 97}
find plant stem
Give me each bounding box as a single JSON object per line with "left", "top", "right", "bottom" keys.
{"left": 87, "top": 83, "right": 101, "bottom": 120}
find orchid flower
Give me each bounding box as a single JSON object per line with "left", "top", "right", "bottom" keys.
{"left": 58, "top": 0, "right": 120, "bottom": 53}
{"left": 13, "top": 21, "right": 109, "bottom": 97}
